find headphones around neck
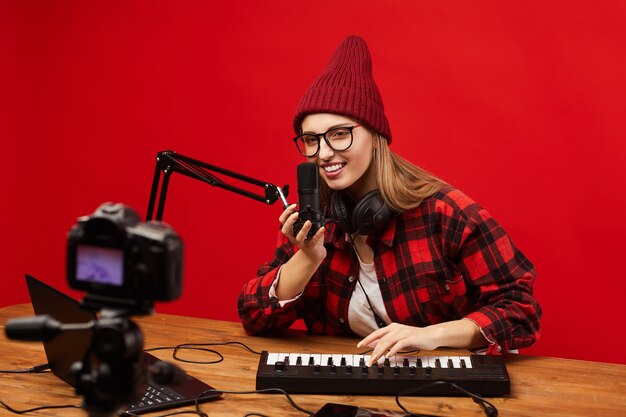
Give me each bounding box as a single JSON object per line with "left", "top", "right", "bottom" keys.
{"left": 330, "top": 189, "right": 396, "bottom": 236}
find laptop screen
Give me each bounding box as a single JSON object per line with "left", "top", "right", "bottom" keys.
{"left": 25, "top": 274, "right": 95, "bottom": 386}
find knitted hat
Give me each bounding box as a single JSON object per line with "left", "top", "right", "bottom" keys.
{"left": 293, "top": 35, "right": 392, "bottom": 143}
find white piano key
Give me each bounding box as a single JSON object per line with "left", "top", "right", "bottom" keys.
{"left": 460, "top": 356, "right": 473, "bottom": 368}
{"left": 340, "top": 354, "right": 352, "bottom": 367}
{"left": 311, "top": 354, "right": 322, "bottom": 365}
{"left": 439, "top": 356, "right": 449, "bottom": 368}
{"left": 450, "top": 356, "right": 463, "bottom": 368}
{"left": 277, "top": 353, "right": 289, "bottom": 363}
{"left": 299, "top": 353, "right": 310, "bottom": 366}
{"left": 266, "top": 352, "right": 279, "bottom": 365}
{"left": 424, "top": 356, "right": 437, "bottom": 368}
{"left": 352, "top": 355, "right": 364, "bottom": 367}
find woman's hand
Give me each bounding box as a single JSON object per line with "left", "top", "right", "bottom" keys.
{"left": 280, "top": 204, "right": 326, "bottom": 263}
{"left": 357, "top": 319, "right": 487, "bottom": 365}
{"left": 357, "top": 323, "right": 441, "bottom": 365}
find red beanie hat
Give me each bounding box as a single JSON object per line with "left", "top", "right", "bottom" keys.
{"left": 293, "top": 35, "right": 392, "bottom": 143}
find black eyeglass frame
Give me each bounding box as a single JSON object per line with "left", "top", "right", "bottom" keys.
{"left": 293, "top": 125, "right": 361, "bottom": 157}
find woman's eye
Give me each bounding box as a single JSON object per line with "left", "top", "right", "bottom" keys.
{"left": 331, "top": 129, "right": 350, "bottom": 139}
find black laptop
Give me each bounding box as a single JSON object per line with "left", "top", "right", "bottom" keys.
{"left": 25, "top": 274, "right": 221, "bottom": 414}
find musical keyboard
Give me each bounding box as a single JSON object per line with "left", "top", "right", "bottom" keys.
{"left": 256, "top": 351, "right": 510, "bottom": 396}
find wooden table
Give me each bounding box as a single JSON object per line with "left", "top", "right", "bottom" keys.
{"left": 1, "top": 304, "right": 624, "bottom": 416}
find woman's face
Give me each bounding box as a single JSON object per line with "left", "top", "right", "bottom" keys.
{"left": 301, "top": 113, "right": 377, "bottom": 199}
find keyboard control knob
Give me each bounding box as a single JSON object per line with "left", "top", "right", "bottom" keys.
{"left": 394, "top": 366, "right": 400, "bottom": 375}
{"left": 377, "top": 365, "right": 385, "bottom": 375}
{"left": 274, "top": 361, "right": 287, "bottom": 372}
{"left": 346, "top": 365, "right": 353, "bottom": 374}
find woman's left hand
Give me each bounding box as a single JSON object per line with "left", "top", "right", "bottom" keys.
{"left": 357, "top": 323, "right": 441, "bottom": 366}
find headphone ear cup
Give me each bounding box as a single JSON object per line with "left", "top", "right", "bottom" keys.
{"left": 330, "top": 191, "right": 356, "bottom": 234}
{"left": 351, "top": 190, "right": 395, "bottom": 235}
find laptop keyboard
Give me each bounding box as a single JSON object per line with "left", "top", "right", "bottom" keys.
{"left": 125, "top": 383, "right": 191, "bottom": 414}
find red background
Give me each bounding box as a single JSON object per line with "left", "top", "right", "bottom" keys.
{"left": 2, "top": 1, "right": 625, "bottom": 365}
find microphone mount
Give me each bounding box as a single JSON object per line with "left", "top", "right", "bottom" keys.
{"left": 146, "top": 150, "right": 289, "bottom": 221}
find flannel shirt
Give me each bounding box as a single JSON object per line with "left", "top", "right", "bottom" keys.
{"left": 238, "top": 187, "right": 541, "bottom": 354}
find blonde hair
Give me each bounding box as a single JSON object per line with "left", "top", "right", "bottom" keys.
{"left": 320, "top": 134, "right": 446, "bottom": 212}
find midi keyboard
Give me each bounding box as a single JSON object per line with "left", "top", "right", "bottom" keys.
{"left": 256, "top": 351, "right": 510, "bottom": 396}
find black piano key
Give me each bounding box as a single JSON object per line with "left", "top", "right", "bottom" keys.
{"left": 308, "top": 356, "right": 315, "bottom": 366}
{"left": 435, "top": 359, "right": 441, "bottom": 368}
{"left": 460, "top": 358, "right": 467, "bottom": 368}
{"left": 403, "top": 358, "right": 409, "bottom": 367}
{"left": 327, "top": 357, "right": 333, "bottom": 366}
{"left": 296, "top": 356, "right": 302, "bottom": 366}
{"left": 448, "top": 359, "right": 454, "bottom": 368}
{"left": 340, "top": 357, "right": 347, "bottom": 366}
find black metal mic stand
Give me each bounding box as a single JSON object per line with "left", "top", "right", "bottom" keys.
{"left": 71, "top": 310, "right": 145, "bottom": 417}
{"left": 146, "top": 150, "right": 290, "bottom": 221}
{"left": 5, "top": 311, "right": 147, "bottom": 417}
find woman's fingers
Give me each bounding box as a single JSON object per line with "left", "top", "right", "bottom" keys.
{"left": 279, "top": 204, "right": 298, "bottom": 224}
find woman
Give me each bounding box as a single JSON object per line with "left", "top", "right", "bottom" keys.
{"left": 238, "top": 35, "right": 541, "bottom": 365}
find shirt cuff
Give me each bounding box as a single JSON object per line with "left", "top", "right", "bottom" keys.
{"left": 463, "top": 314, "right": 503, "bottom": 354}
{"left": 268, "top": 265, "right": 303, "bottom": 308}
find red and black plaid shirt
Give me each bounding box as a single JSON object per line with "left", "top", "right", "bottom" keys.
{"left": 238, "top": 187, "right": 541, "bottom": 354}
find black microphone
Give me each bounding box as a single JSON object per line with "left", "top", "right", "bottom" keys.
{"left": 293, "top": 162, "right": 324, "bottom": 238}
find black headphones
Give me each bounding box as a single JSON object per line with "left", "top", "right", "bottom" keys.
{"left": 330, "top": 189, "right": 396, "bottom": 236}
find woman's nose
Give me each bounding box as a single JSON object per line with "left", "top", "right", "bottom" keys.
{"left": 318, "top": 138, "right": 335, "bottom": 160}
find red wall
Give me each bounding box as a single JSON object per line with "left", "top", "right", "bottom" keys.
{"left": 3, "top": 1, "right": 625, "bottom": 365}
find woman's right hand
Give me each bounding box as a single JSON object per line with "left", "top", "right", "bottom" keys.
{"left": 280, "top": 204, "right": 326, "bottom": 264}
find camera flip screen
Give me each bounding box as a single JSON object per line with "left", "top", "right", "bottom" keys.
{"left": 76, "top": 245, "right": 124, "bottom": 286}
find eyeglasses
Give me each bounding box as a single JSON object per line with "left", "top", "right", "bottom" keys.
{"left": 293, "top": 125, "right": 361, "bottom": 157}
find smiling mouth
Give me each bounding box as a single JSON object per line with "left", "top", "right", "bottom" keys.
{"left": 322, "top": 163, "right": 346, "bottom": 173}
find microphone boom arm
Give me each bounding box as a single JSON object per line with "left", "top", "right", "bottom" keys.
{"left": 146, "top": 150, "right": 289, "bottom": 221}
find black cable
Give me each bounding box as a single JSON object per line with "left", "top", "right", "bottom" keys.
{"left": 145, "top": 340, "right": 262, "bottom": 365}
{"left": 176, "top": 341, "right": 262, "bottom": 356}
{"left": 0, "top": 364, "right": 50, "bottom": 374}
{"left": 395, "top": 380, "right": 498, "bottom": 417}
{"left": 194, "top": 388, "right": 314, "bottom": 416}
{"left": 0, "top": 399, "right": 81, "bottom": 415}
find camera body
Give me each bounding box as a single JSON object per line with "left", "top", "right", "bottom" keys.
{"left": 67, "top": 203, "right": 183, "bottom": 310}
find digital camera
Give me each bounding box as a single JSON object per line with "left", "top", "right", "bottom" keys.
{"left": 67, "top": 203, "right": 183, "bottom": 311}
